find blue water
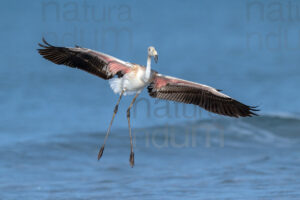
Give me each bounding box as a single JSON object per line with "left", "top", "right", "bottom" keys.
{"left": 1, "top": 0, "right": 300, "bottom": 199}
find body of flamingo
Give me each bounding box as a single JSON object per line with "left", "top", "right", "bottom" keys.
{"left": 109, "top": 65, "right": 149, "bottom": 95}
{"left": 38, "top": 38, "right": 258, "bottom": 167}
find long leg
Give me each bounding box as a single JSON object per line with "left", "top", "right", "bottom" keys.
{"left": 127, "top": 92, "right": 140, "bottom": 167}
{"left": 98, "top": 90, "right": 125, "bottom": 160}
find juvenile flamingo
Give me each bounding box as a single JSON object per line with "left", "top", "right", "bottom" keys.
{"left": 38, "top": 38, "right": 258, "bottom": 167}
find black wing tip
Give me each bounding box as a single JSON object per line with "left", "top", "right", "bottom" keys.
{"left": 37, "top": 37, "right": 69, "bottom": 65}
{"left": 39, "top": 37, "right": 52, "bottom": 47}
{"left": 238, "top": 105, "right": 260, "bottom": 117}
{"left": 38, "top": 37, "right": 81, "bottom": 51}
{"left": 37, "top": 37, "right": 52, "bottom": 52}
{"left": 250, "top": 106, "right": 260, "bottom": 112}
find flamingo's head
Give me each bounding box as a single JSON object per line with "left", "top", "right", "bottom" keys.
{"left": 148, "top": 46, "right": 158, "bottom": 63}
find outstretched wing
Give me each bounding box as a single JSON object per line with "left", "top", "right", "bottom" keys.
{"left": 37, "top": 38, "right": 131, "bottom": 79}
{"left": 148, "top": 74, "right": 258, "bottom": 117}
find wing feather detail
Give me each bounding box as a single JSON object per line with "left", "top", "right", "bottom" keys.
{"left": 148, "top": 74, "right": 258, "bottom": 117}
{"left": 37, "top": 38, "right": 131, "bottom": 79}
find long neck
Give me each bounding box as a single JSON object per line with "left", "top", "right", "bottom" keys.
{"left": 144, "top": 55, "right": 151, "bottom": 81}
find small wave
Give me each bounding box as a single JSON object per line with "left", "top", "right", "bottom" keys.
{"left": 143, "top": 114, "right": 300, "bottom": 147}
{"left": 3, "top": 113, "right": 299, "bottom": 154}
{"left": 258, "top": 111, "right": 300, "bottom": 120}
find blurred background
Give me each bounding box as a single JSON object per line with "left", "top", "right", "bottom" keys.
{"left": 1, "top": 0, "right": 300, "bottom": 199}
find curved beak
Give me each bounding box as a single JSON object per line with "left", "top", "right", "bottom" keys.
{"left": 154, "top": 54, "right": 158, "bottom": 63}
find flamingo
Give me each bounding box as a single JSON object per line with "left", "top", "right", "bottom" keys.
{"left": 38, "top": 38, "right": 258, "bottom": 167}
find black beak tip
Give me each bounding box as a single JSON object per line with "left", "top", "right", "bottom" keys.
{"left": 154, "top": 55, "right": 158, "bottom": 63}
